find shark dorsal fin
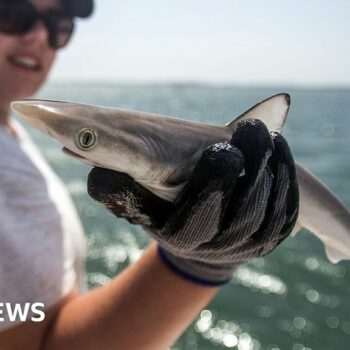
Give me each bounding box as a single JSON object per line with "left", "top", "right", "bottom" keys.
{"left": 226, "top": 93, "right": 291, "bottom": 133}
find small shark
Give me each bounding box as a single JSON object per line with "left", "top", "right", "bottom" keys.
{"left": 11, "top": 94, "right": 350, "bottom": 263}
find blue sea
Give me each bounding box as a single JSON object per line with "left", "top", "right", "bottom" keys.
{"left": 22, "top": 84, "right": 350, "bottom": 350}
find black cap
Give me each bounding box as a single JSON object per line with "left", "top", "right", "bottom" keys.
{"left": 61, "top": 0, "right": 94, "bottom": 18}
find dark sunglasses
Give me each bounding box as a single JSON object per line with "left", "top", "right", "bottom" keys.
{"left": 0, "top": 0, "right": 74, "bottom": 49}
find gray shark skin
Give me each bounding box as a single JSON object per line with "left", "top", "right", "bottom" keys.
{"left": 11, "top": 94, "right": 350, "bottom": 263}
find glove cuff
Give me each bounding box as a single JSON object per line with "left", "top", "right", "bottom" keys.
{"left": 157, "top": 245, "right": 238, "bottom": 287}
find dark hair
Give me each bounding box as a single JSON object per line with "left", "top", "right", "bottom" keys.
{"left": 60, "top": 0, "right": 93, "bottom": 18}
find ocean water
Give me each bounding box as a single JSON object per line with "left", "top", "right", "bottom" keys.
{"left": 21, "top": 84, "right": 350, "bottom": 350}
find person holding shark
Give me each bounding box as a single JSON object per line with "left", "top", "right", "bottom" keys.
{"left": 0, "top": 0, "right": 300, "bottom": 349}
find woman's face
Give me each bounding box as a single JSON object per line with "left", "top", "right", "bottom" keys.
{"left": 0, "top": 0, "right": 61, "bottom": 106}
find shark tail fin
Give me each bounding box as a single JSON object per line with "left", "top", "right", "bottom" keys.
{"left": 226, "top": 93, "right": 291, "bottom": 133}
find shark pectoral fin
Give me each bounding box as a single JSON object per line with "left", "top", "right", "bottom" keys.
{"left": 226, "top": 93, "right": 291, "bottom": 133}
{"left": 290, "top": 221, "right": 302, "bottom": 237}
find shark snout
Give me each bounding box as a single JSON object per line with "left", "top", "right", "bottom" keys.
{"left": 11, "top": 99, "right": 67, "bottom": 135}
{"left": 12, "top": 100, "right": 51, "bottom": 135}
{"left": 11, "top": 100, "right": 43, "bottom": 121}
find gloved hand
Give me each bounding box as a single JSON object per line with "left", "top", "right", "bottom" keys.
{"left": 87, "top": 119, "right": 299, "bottom": 286}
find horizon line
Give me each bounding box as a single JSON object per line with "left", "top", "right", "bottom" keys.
{"left": 46, "top": 79, "right": 350, "bottom": 90}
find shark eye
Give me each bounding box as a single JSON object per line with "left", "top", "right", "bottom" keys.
{"left": 76, "top": 128, "right": 97, "bottom": 150}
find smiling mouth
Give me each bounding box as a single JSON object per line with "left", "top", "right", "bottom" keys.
{"left": 62, "top": 147, "right": 85, "bottom": 159}
{"left": 62, "top": 147, "right": 101, "bottom": 167}
{"left": 8, "top": 55, "right": 42, "bottom": 72}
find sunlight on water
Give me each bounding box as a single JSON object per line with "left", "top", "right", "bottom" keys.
{"left": 291, "top": 344, "right": 312, "bottom": 350}
{"left": 232, "top": 266, "right": 287, "bottom": 295}
{"left": 87, "top": 272, "right": 111, "bottom": 287}
{"left": 195, "top": 310, "right": 261, "bottom": 349}
{"left": 87, "top": 230, "right": 143, "bottom": 265}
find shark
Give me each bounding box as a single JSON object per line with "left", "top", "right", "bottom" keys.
{"left": 11, "top": 93, "right": 350, "bottom": 264}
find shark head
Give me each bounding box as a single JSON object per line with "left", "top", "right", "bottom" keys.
{"left": 11, "top": 99, "right": 153, "bottom": 174}
{"left": 11, "top": 94, "right": 291, "bottom": 199}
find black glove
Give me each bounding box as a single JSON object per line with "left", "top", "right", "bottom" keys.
{"left": 87, "top": 119, "right": 299, "bottom": 286}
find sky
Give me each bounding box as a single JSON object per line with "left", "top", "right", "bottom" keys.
{"left": 49, "top": 0, "right": 350, "bottom": 86}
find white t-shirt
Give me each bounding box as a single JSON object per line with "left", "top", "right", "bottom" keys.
{"left": 0, "top": 121, "right": 86, "bottom": 331}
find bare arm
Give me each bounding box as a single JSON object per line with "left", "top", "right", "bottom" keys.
{"left": 41, "top": 242, "right": 218, "bottom": 350}
{"left": 1, "top": 242, "right": 217, "bottom": 350}
{"left": 0, "top": 290, "right": 78, "bottom": 350}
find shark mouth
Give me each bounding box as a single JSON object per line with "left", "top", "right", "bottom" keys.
{"left": 62, "top": 147, "right": 101, "bottom": 167}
